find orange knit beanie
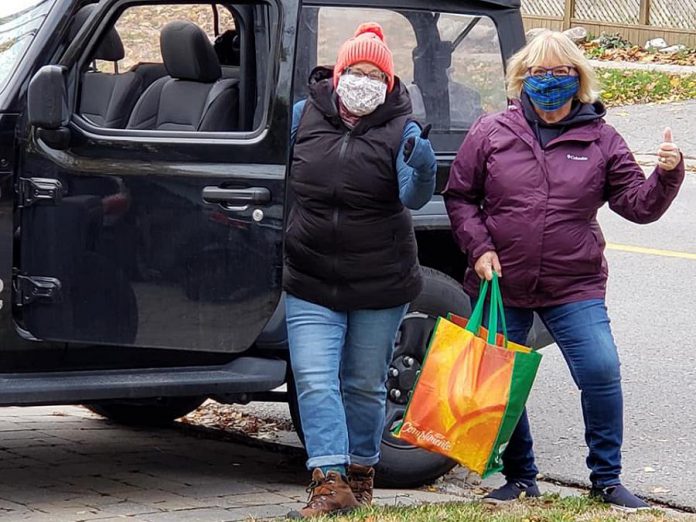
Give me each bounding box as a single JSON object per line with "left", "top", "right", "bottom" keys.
{"left": 334, "top": 22, "right": 395, "bottom": 92}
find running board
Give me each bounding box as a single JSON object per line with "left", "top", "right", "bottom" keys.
{"left": 0, "top": 357, "right": 286, "bottom": 406}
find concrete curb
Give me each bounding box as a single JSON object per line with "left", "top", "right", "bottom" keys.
{"left": 590, "top": 59, "right": 696, "bottom": 75}
{"left": 174, "top": 422, "right": 694, "bottom": 515}
{"left": 537, "top": 474, "right": 696, "bottom": 515}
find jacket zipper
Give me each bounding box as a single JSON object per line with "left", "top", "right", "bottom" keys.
{"left": 338, "top": 130, "right": 351, "bottom": 161}
{"left": 331, "top": 130, "right": 352, "bottom": 298}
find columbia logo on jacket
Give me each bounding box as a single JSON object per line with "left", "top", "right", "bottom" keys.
{"left": 567, "top": 153, "right": 589, "bottom": 161}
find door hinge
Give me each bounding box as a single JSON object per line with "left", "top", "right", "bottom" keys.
{"left": 14, "top": 275, "right": 62, "bottom": 306}
{"left": 17, "top": 177, "right": 64, "bottom": 208}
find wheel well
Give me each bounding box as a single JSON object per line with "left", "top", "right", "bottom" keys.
{"left": 415, "top": 229, "right": 467, "bottom": 283}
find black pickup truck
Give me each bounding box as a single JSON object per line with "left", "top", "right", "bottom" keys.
{"left": 0, "top": 0, "right": 550, "bottom": 486}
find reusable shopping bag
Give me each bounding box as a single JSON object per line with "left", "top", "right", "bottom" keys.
{"left": 392, "top": 275, "right": 542, "bottom": 477}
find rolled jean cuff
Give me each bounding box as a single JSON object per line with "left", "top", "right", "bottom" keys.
{"left": 593, "top": 477, "right": 622, "bottom": 489}
{"left": 306, "top": 454, "right": 349, "bottom": 470}
{"left": 349, "top": 453, "right": 380, "bottom": 467}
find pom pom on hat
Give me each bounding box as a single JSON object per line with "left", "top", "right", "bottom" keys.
{"left": 354, "top": 22, "right": 385, "bottom": 41}
{"left": 334, "top": 22, "right": 395, "bottom": 92}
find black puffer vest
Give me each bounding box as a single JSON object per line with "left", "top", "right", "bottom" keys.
{"left": 283, "top": 67, "right": 422, "bottom": 310}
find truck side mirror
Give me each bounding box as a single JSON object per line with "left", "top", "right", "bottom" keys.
{"left": 27, "top": 65, "right": 71, "bottom": 149}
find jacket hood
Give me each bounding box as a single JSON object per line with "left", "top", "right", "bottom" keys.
{"left": 307, "top": 65, "right": 412, "bottom": 134}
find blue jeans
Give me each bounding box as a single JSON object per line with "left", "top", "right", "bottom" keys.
{"left": 286, "top": 294, "right": 408, "bottom": 469}
{"left": 473, "top": 297, "right": 623, "bottom": 488}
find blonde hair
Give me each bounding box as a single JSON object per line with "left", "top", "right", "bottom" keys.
{"left": 506, "top": 30, "right": 599, "bottom": 104}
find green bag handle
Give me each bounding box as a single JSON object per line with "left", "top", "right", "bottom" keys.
{"left": 487, "top": 274, "right": 508, "bottom": 346}
{"left": 465, "top": 274, "right": 508, "bottom": 347}
{"left": 488, "top": 276, "right": 500, "bottom": 345}
{"left": 465, "top": 278, "right": 489, "bottom": 335}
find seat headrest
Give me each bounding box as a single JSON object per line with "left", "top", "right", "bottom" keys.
{"left": 70, "top": 4, "right": 125, "bottom": 62}
{"left": 160, "top": 21, "right": 221, "bottom": 83}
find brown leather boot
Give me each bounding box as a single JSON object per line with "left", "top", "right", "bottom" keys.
{"left": 287, "top": 469, "right": 360, "bottom": 519}
{"left": 347, "top": 463, "right": 375, "bottom": 506}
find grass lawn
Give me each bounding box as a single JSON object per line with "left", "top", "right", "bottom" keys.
{"left": 598, "top": 68, "right": 696, "bottom": 107}
{"left": 281, "top": 494, "right": 691, "bottom": 522}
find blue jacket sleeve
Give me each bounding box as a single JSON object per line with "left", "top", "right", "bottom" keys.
{"left": 290, "top": 99, "right": 306, "bottom": 146}
{"left": 397, "top": 121, "right": 437, "bottom": 210}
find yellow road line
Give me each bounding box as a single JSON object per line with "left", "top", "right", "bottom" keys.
{"left": 606, "top": 242, "right": 696, "bottom": 260}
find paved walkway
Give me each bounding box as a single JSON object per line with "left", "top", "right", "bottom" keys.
{"left": 0, "top": 405, "right": 473, "bottom": 521}
{"left": 0, "top": 405, "right": 597, "bottom": 521}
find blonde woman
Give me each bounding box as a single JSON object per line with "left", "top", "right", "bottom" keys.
{"left": 444, "top": 30, "right": 683, "bottom": 511}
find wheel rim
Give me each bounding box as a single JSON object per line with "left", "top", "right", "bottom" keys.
{"left": 383, "top": 311, "right": 437, "bottom": 449}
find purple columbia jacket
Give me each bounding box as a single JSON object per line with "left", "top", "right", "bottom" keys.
{"left": 444, "top": 100, "right": 685, "bottom": 308}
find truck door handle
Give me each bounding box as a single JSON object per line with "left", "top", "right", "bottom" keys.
{"left": 202, "top": 186, "right": 271, "bottom": 210}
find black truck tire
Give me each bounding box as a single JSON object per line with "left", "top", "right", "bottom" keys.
{"left": 288, "top": 266, "right": 471, "bottom": 488}
{"left": 85, "top": 396, "right": 206, "bottom": 426}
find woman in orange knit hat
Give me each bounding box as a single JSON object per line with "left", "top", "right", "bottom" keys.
{"left": 285, "top": 22, "right": 437, "bottom": 518}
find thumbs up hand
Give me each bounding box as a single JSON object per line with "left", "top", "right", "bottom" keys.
{"left": 404, "top": 124, "right": 432, "bottom": 162}
{"left": 403, "top": 123, "right": 436, "bottom": 173}
{"left": 658, "top": 127, "right": 681, "bottom": 172}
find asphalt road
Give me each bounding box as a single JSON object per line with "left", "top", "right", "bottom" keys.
{"left": 604, "top": 99, "right": 696, "bottom": 159}
{"left": 529, "top": 194, "right": 696, "bottom": 509}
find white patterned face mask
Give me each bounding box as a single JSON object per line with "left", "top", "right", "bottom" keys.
{"left": 336, "top": 73, "right": 387, "bottom": 117}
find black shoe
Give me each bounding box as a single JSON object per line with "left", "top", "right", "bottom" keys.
{"left": 483, "top": 481, "right": 541, "bottom": 504}
{"left": 590, "top": 484, "right": 650, "bottom": 512}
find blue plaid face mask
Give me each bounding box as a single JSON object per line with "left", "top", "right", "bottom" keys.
{"left": 522, "top": 75, "right": 580, "bottom": 112}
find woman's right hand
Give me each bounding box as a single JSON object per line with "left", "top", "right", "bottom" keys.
{"left": 474, "top": 251, "right": 502, "bottom": 281}
{"left": 657, "top": 127, "right": 681, "bottom": 171}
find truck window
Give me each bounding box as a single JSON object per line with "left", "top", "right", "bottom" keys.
{"left": 295, "top": 6, "right": 507, "bottom": 151}
{"left": 0, "top": 0, "right": 55, "bottom": 94}
{"left": 438, "top": 15, "right": 507, "bottom": 128}
{"left": 106, "top": 5, "right": 236, "bottom": 72}
{"left": 73, "top": 1, "right": 275, "bottom": 133}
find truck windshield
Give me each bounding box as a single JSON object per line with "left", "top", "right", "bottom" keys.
{"left": 0, "top": 0, "right": 55, "bottom": 93}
